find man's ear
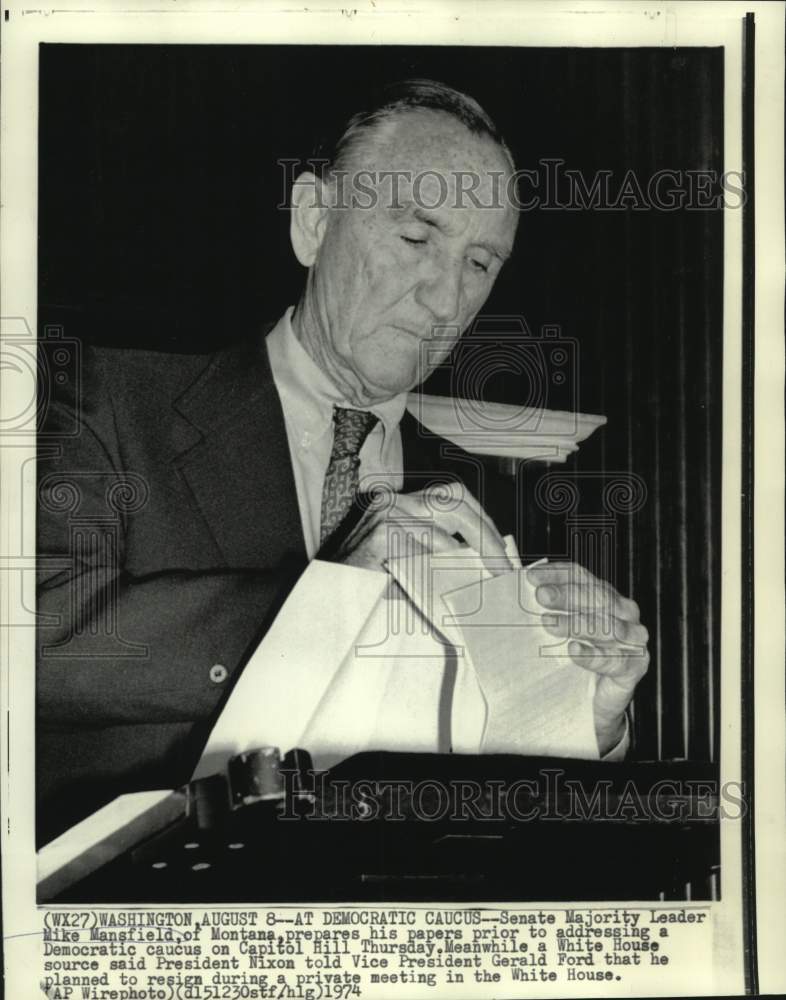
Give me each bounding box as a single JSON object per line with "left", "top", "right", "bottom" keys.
{"left": 290, "top": 172, "right": 330, "bottom": 267}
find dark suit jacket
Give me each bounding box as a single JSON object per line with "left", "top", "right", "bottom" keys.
{"left": 36, "top": 325, "right": 509, "bottom": 843}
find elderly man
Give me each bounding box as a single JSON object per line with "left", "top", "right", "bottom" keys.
{"left": 36, "top": 79, "right": 648, "bottom": 843}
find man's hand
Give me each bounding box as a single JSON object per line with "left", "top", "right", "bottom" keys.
{"left": 328, "top": 482, "right": 513, "bottom": 578}
{"left": 526, "top": 561, "right": 649, "bottom": 755}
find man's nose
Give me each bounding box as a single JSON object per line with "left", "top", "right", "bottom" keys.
{"left": 415, "top": 260, "right": 463, "bottom": 324}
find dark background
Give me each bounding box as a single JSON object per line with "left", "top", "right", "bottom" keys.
{"left": 38, "top": 44, "right": 723, "bottom": 763}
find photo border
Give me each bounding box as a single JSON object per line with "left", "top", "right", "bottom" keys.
{"left": 1, "top": 2, "right": 783, "bottom": 997}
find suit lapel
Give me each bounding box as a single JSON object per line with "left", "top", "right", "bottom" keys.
{"left": 171, "top": 326, "right": 306, "bottom": 569}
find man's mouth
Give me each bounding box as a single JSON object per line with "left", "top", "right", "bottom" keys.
{"left": 391, "top": 324, "right": 429, "bottom": 341}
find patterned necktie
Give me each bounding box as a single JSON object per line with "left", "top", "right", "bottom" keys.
{"left": 320, "top": 406, "right": 379, "bottom": 545}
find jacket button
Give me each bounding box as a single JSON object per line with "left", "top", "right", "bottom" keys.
{"left": 209, "top": 663, "right": 228, "bottom": 684}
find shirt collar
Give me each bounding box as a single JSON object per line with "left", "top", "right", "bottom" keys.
{"left": 266, "top": 306, "right": 408, "bottom": 444}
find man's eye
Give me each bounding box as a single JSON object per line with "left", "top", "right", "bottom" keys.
{"left": 401, "top": 235, "right": 428, "bottom": 247}
{"left": 469, "top": 257, "right": 489, "bottom": 273}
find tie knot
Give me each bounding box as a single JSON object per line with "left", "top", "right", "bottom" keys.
{"left": 331, "top": 406, "right": 378, "bottom": 460}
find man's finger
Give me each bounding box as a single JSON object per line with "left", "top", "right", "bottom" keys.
{"left": 542, "top": 611, "right": 648, "bottom": 647}
{"left": 392, "top": 484, "right": 512, "bottom": 575}
{"left": 384, "top": 517, "right": 464, "bottom": 559}
{"left": 527, "top": 562, "right": 592, "bottom": 588}
{"left": 535, "top": 580, "right": 640, "bottom": 622}
{"left": 567, "top": 641, "right": 637, "bottom": 677}
{"left": 568, "top": 640, "right": 650, "bottom": 680}
{"left": 527, "top": 563, "right": 641, "bottom": 621}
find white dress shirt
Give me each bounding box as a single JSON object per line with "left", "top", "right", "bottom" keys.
{"left": 266, "top": 307, "right": 408, "bottom": 559}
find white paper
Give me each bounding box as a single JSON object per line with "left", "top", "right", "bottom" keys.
{"left": 443, "top": 571, "right": 599, "bottom": 758}
{"left": 193, "top": 560, "right": 388, "bottom": 778}
{"left": 387, "top": 541, "right": 599, "bottom": 759}
{"left": 299, "top": 585, "right": 450, "bottom": 768}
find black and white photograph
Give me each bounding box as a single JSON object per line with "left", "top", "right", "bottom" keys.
{"left": 1, "top": 2, "right": 784, "bottom": 998}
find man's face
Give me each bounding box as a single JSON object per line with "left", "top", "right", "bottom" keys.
{"left": 294, "top": 110, "right": 518, "bottom": 406}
